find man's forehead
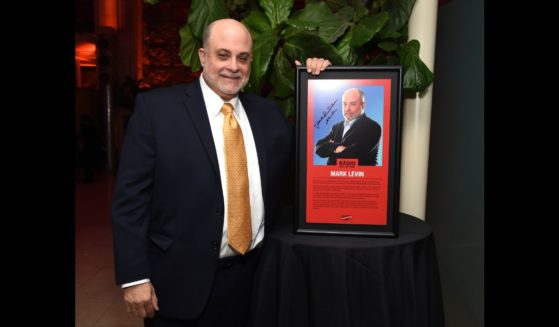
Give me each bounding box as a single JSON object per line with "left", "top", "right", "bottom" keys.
{"left": 343, "top": 92, "right": 360, "bottom": 99}
{"left": 213, "top": 47, "right": 252, "bottom": 55}
{"left": 207, "top": 24, "right": 252, "bottom": 47}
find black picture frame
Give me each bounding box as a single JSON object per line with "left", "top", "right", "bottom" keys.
{"left": 294, "top": 66, "right": 403, "bottom": 237}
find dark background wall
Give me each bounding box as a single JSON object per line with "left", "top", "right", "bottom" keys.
{"left": 426, "top": 0, "right": 484, "bottom": 326}
{"left": 142, "top": 0, "right": 194, "bottom": 88}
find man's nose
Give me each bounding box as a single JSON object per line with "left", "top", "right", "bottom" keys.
{"left": 227, "top": 58, "right": 239, "bottom": 71}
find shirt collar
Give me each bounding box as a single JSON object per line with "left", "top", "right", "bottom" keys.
{"left": 199, "top": 76, "right": 240, "bottom": 118}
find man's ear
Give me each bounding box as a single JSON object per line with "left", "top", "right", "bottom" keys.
{"left": 198, "top": 48, "right": 206, "bottom": 67}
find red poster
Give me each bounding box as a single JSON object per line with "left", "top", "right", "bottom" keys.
{"left": 295, "top": 67, "right": 402, "bottom": 237}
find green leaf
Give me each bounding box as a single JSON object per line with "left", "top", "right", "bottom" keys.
{"left": 378, "top": 41, "right": 398, "bottom": 52}
{"left": 259, "top": 0, "right": 294, "bottom": 28}
{"left": 335, "top": 6, "right": 355, "bottom": 22}
{"left": 292, "top": 2, "right": 349, "bottom": 43}
{"left": 370, "top": 0, "right": 383, "bottom": 12}
{"left": 188, "top": 0, "right": 228, "bottom": 39}
{"left": 143, "top": 0, "right": 159, "bottom": 4}
{"left": 190, "top": 49, "right": 202, "bottom": 72}
{"left": 282, "top": 26, "right": 303, "bottom": 40}
{"left": 385, "top": 55, "right": 399, "bottom": 65}
{"left": 179, "top": 23, "right": 203, "bottom": 71}
{"left": 323, "top": 0, "right": 348, "bottom": 11}
{"left": 368, "top": 54, "right": 388, "bottom": 65}
{"left": 285, "top": 18, "right": 318, "bottom": 31}
{"left": 179, "top": 24, "right": 196, "bottom": 64}
{"left": 376, "top": 29, "right": 401, "bottom": 40}
{"left": 406, "top": 38, "right": 420, "bottom": 53}
{"left": 271, "top": 48, "right": 294, "bottom": 98}
{"left": 352, "top": 3, "right": 369, "bottom": 22}
{"left": 348, "top": 0, "right": 368, "bottom": 5}
{"left": 383, "top": 0, "right": 416, "bottom": 32}
{"left": 350, "top": 12, "right": 389, "bottom": 47}
{"left": 336, "top": 28, "right": 358, "bottom": 65}
{"left": 283, "top": 31, "right": 344, "bottom": 65}
{"left": 242, "top": 10, "right": 271, "bottom": 33}
{"left": 275, "top": 96, "right": 295, "bottom": 119}
{"left": 397, "top": 40, "right": 434, "bottom": 92}
{"left": 248, "top": 30, "right": 279, "bottom": 93}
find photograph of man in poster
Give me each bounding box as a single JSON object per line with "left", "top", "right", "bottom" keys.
{"left": 315, "top": 87, "right": 382, "bottom": 166}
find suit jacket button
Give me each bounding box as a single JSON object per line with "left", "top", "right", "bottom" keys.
{"left": 216, "top": 208, "right": 223, "bottom": 216}
{"left": 212, "top": 241, "right": 219, "bottom": 250}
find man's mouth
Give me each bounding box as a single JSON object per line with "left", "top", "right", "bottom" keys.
{"left": 221, "top": 74, "right": 241, "bottom": 80}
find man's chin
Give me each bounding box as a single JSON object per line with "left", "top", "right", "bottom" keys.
{"left": 219, "top": 83, "right": 247, "bottom": 96}
{"left": 219, "top": 87, "right": 241, "bottom": 96}
{"left": 344, "top": 114, "right": 361, "bottom": 121}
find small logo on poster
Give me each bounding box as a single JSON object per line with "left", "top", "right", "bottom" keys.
{"left": 337, "top": 159, "right": 358, "bottom": 169}
{"left": 340, "top": 215, "right": 352, "bottom": 220}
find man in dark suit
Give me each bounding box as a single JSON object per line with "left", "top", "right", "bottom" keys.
{"left": 112, "top": 18, "right": 330, "bottom": 327}
{"left": 315, "top": 88, "right": 382, "bottom": 166}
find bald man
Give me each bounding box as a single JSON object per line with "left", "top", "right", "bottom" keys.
{"left": 112, "top": 18, "right": 331, "bottom": 327}
{"left": 315, "top": 88, "right": 382, "bottom": 166}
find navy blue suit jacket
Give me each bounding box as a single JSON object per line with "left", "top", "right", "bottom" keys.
{"left": 112, "top": 79, "right": 293, "bottom": 320}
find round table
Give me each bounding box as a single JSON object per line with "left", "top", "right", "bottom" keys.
{"left": 249, "top": 208, "right": 445, "bottom": 327}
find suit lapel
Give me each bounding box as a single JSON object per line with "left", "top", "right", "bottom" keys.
{"left": 334, "top": 122, "right": 345, "bottom": 141}
{"left": 181, "top": 81, "right": 221, "bottom": 178}
{"left": 240, "top": 93, "right": 268, "bottom": 199}
{"left": 341, "top": 114, "right": 366, "bottom": 141}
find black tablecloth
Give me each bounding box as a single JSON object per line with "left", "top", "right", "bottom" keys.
{"left": 249, "top": 208, "right": 445, "bottom": 327}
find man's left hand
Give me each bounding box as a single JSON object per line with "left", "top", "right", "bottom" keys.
{"left": 295, "top": 58, "right": 332, "bottom": 75}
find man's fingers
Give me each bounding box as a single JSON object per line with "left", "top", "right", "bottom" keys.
{"left": 295, "top": 58, "right": 331, "bottom": 75}
{"left": 306, "top": 58, "right": 330, "bottom": 75}
{"left": 137, "top": 305, "right": 148, "bottom": 319}
{"left": 127, "top": 302, "right": 144, "bottom": 318}
{"left": 321, "top": 59, "right": 332, "bottom": 71}
{"left": 144, "top": 303, "right": 156, "bottom": 318}
{"left": 130, "top": 305, "right": 139, "bottom": 317}
{"left": 306, "top": 58, "right": 316, "bottom": 73}
{"left": 123, "top": 282, "right": 158, "bottom": 318}
{"left": 151, "top": 287, "right": 160, "bottom": 311}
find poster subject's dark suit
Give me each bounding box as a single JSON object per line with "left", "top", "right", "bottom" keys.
{"left": 315, "top": 114, "right": 381, "bottom": 166}
{"left": 112, "top": 79, "right": 292, "bottom": 321}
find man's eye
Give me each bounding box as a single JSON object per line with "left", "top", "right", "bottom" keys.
{"left": 218, "top": 53, "right": 228, "bottom": 59}
{"left": 239, "top": 56, "right": 248, "bottom": 63}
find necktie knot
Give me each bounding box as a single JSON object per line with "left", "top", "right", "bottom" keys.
{"left": 221, "top": 103, "right": 239, "bottom": 130}
{"left": 221, "top": 102, "right": 234, "bottom": 115}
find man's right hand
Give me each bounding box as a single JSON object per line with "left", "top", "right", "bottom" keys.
{"left": 335, "top": 145, "right": 346, "bottom": 153}
{"left": 123, "top": 281, "right": 159, "bottom": 319}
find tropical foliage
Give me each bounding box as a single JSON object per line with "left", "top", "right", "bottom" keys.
{"left": 146, "top": 0, "right": 434, "bottom": 118}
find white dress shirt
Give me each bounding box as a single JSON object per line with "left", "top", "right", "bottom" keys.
{"left": 342, "top": 113, "right": 366, "bottom": 137}
{"left": 199, "top": 76, "right": 265, "bottom": 258}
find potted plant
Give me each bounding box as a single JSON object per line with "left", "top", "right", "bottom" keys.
{"left": 145, "top": 0, "right": 434, "bottom": 118}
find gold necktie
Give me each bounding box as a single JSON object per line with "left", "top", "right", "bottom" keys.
{"left": 221, "top": 103, "right": 252, "bottom": 255}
